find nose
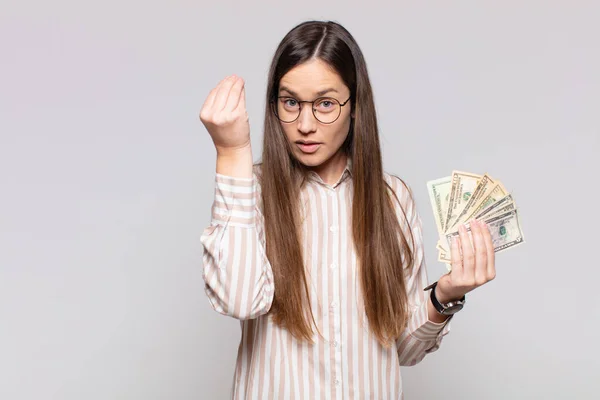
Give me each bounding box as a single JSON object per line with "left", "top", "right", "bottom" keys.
{"left": 296, "top": 103, "right": 317, "bottom": 134}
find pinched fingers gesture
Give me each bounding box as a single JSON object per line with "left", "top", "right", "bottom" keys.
{"left": 199, "top": 75, "right": 251, "bottom": 152}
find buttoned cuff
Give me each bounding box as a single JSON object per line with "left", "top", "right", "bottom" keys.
{"left": 409, "top": 300, "right": 453, "bottom": 341}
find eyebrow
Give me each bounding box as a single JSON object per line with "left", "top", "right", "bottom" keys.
{"left": 279, "top": 86, "right": 339, "bottom": 98}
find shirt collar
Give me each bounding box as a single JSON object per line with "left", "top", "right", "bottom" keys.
{"left": 307, "top": 156, "right": 353, "bottom": 187}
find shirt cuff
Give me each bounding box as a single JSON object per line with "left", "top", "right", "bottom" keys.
{"left": 211, "top": 173, "right": 257, "bottom": 227}
{"left": 409, "top": 299, "right": 453, "bottom": 341}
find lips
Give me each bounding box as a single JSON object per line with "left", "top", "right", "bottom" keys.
{"left": 296, "top": 140, "right": 321, "bottom": 145}
{"left": 296, "top": 142, "right": 321, "bottom": 154}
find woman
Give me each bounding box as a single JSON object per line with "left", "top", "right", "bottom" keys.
{"left": 199, "top": 20, "right": 496, "bottom": 399}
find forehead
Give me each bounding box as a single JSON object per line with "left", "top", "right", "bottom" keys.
{"left": 279, "top": 59, "right": 346, "bottom": 97}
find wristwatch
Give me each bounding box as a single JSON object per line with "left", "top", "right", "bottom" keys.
{"left": 423, "top": 281, "right": 466, "bottom": 316}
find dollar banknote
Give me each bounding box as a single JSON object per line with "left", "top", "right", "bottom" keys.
{"left": 427, "top": 172, "right": 524, "bottom": 270}
{"left": 475, "top": 193, "right": 515, "bottom": 219}
{"left": 426, "top": 176, "right": 452, "bottom": 233}
{"left": 444, "top": 209, "right": 525, "bottom": 254}
{"left": 443, "top": 171, "right": 482, "bottom": 231}
{"left": 467, "top": 183, "right": 509, "bottom": 222}
{"left": 447, "top": 173, "right": 496, "bottom": 231}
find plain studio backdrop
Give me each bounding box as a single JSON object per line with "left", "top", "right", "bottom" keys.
{"left": 1, "top": 1, "right": 599, "bottom": 399}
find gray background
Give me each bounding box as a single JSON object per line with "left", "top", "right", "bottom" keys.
{"left": 1, "top": 1, "right": 599, "bottom": 399}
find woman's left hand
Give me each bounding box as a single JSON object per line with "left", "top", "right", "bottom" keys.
{"left": 436, "top": 219, "right": 496, "bottom": 303}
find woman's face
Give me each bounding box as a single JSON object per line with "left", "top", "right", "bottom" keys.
{"left": 277, "top": 59, "right": 352, "bottom": 175}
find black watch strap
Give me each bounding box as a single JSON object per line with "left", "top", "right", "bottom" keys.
{"left": 425, "top": 281, "right": 466, "bottom": 315}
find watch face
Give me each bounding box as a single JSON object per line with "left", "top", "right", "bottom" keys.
{"left": 442, "top": 304, "right": 464, "bottom": 315}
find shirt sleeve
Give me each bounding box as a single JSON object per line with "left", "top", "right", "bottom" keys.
{"left": 199, "top": 172, "right": 274, "bottom": 320}
{"left": 388, "top": 175, "right": 453, "bottom": 366}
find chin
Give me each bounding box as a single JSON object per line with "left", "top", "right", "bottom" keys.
{"left": 293, "top": 152, "right": 324, "bottom": 167}
{"left": 295, "top": 157, "right": 320, "bottom": 167}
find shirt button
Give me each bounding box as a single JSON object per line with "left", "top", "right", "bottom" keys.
{"left": 330, "top": 263, "right": 337, "bottom": 270}
{"left": 332, "top": 340, "right": 338, "bottom": 347}
{"left": 330, "top": 301, "right": 338, "bottom": 308}
{"left": 329, "top": 225, "right": 338, "bottom": 232}
{"left": 334, "top": 379, "right": 340, "bottom": 386}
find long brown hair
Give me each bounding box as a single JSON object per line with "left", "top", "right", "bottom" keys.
{"left": 256, "top": 20, "right": 415, "bottom": 347}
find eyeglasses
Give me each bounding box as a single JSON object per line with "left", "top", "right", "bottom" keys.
{"left": 271, "top": 95, "right": 352, "bottom": 124}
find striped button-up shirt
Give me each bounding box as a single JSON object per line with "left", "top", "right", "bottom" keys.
{"left": 200, "top": 158, "right": 453, "bottom": 399}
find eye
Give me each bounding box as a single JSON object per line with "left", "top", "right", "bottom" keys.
{"left": 280, "top": 97, "right": 298, "bottom": 108}
{"left": 315, "top": 98, "right": 336, "bottom": 112}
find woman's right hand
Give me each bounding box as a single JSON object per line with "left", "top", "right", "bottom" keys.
{"left": 199, "top": 75, "right": 251, "bottom": 155}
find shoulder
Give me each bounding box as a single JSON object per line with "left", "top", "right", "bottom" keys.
{"left": 383, "top": 171, "right": 418, "bottom": 223}
{"left": 384, "top": 172, "right": 414, "bottom": 205}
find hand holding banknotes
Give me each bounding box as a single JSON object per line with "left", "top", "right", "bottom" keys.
{"left": 426, "top": 170, "right": 526, "bottom": 300}
{"left": 427, "top": 171, "right": 525, "bottom": 271}
{"left": 434, "top": 218, "right": 496, "bottom": 303}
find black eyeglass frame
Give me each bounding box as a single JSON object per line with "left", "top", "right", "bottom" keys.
{"left": 270, "top": 95, "right": 352, "bottom": 124}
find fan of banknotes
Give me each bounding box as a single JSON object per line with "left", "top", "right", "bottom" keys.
{"left": 426, "top": 171, "right": 525, "bottom": 271}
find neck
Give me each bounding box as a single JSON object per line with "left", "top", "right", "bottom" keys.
{"left": 310, "top": 151, "right": 348, "bottom": 185}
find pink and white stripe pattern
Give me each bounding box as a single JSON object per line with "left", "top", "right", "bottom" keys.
{"left": 200, "top": 159, "right": 453, "bottom": 399}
